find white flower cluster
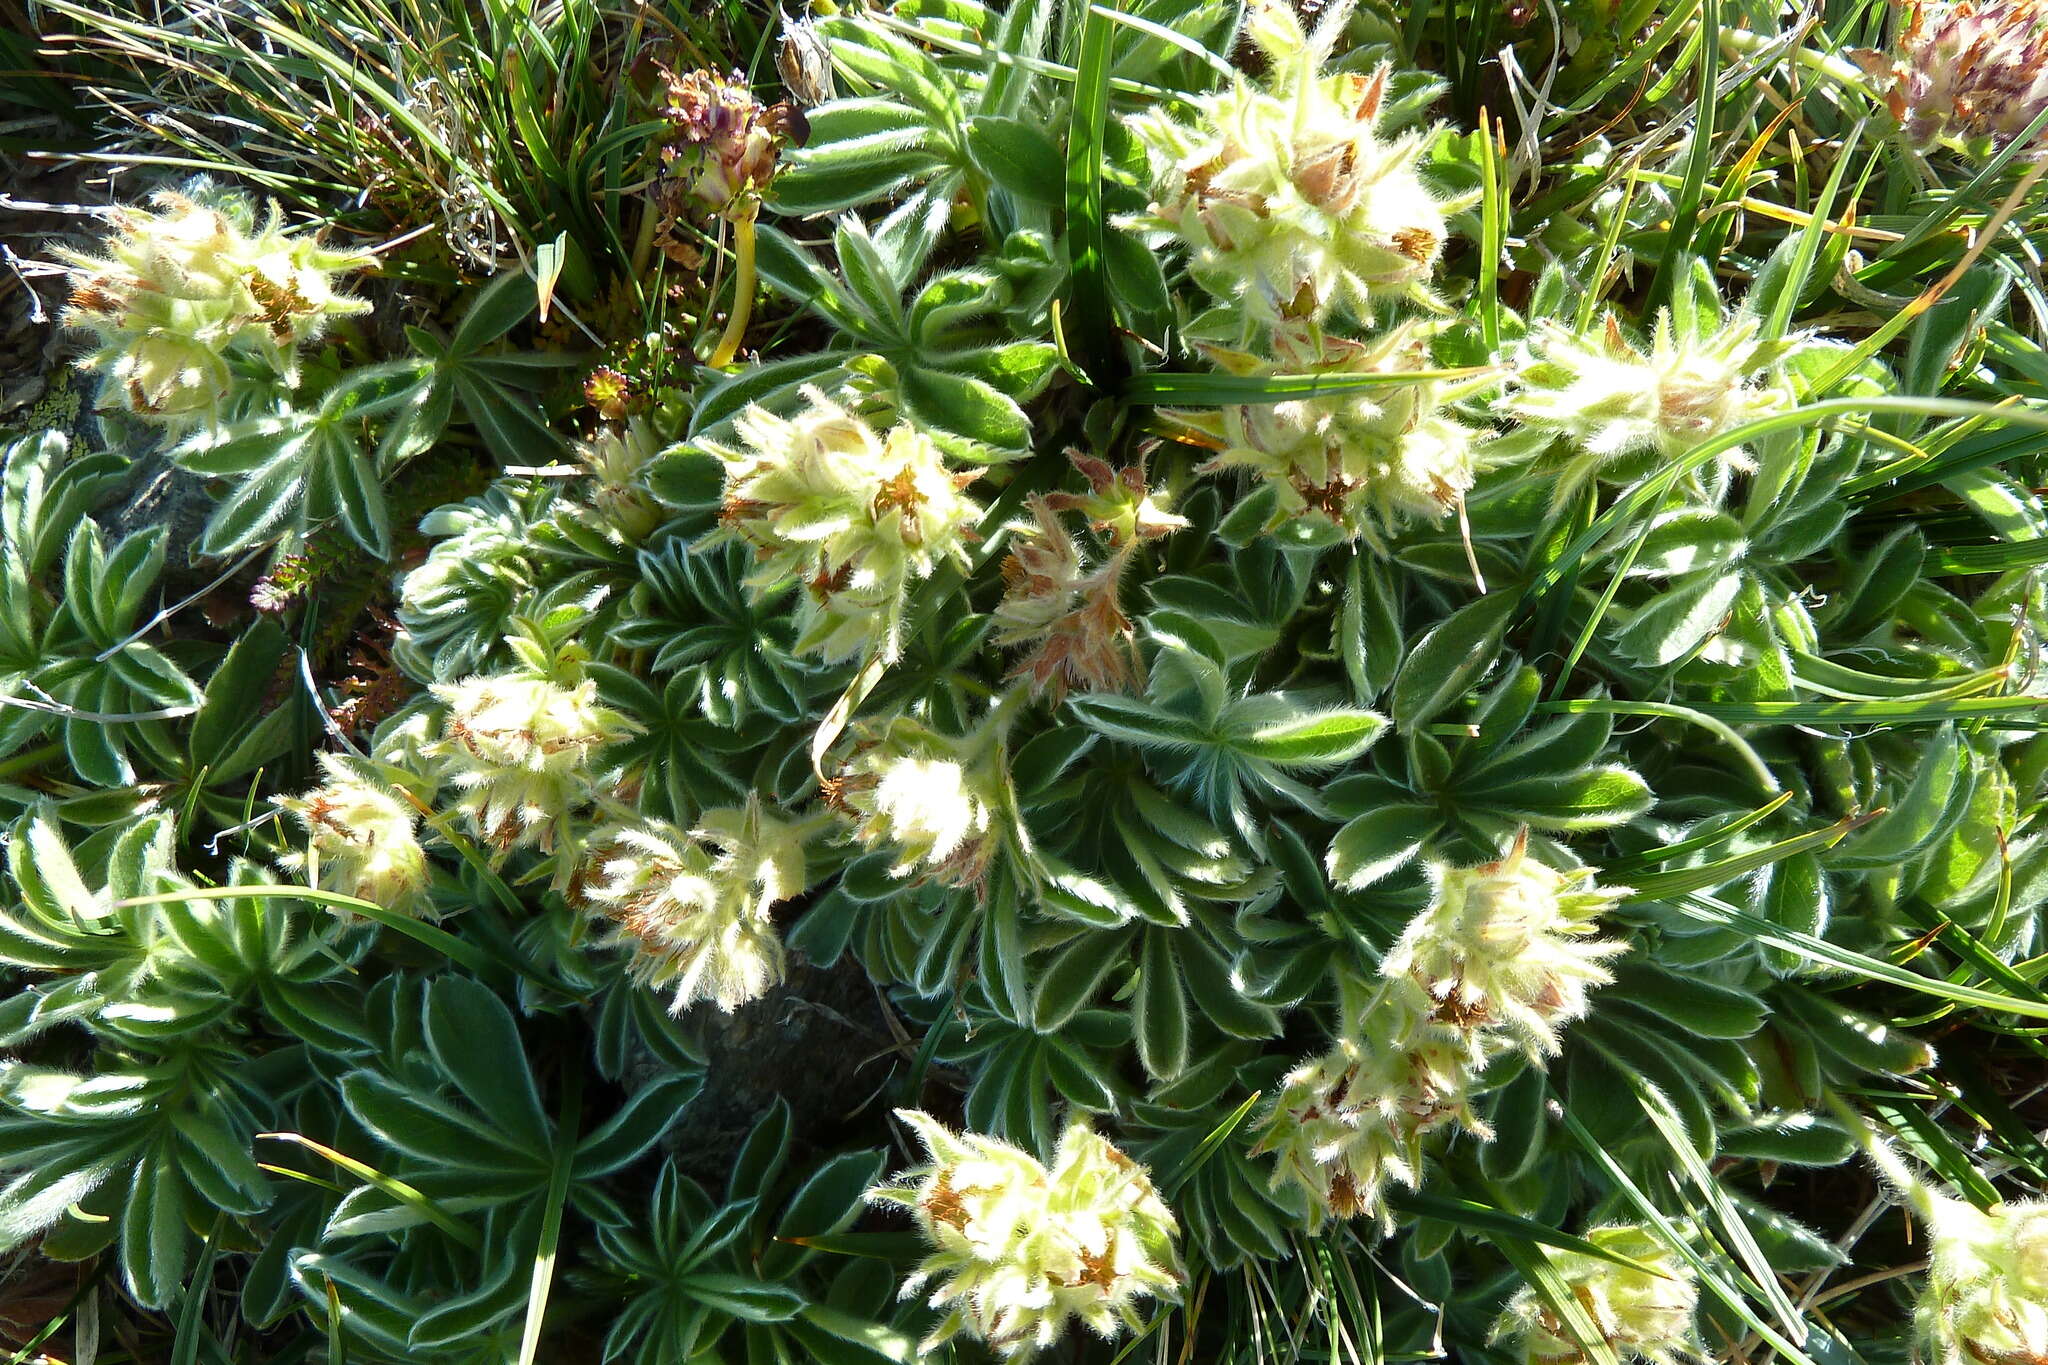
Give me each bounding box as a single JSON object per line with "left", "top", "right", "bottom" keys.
{"left": 869, "top": 1110, "right": 1182, "bottom": 1360}
{"left": 1258, "top": 833, "right": 1628, "bottom": 1227}
{"left": 424, "top": 673, "right": 637, "bottom": 856}
{"left": 709, "top": 386, "right": 983, "bottom": 663}
{"left": 576, "top": 797, "right": 806, "bottom": 1013}
{"left": 1918, "top": 1194, "right": 2048, "bottom": 1365}
{"left": 1129, "top": 0, "right": 1448, "bottom": 326}
{"left": 1192, "top": 323, "right": 1480, "bottom": 542}
{"left": 1129, "top": 1, "right": 1480, "bottom": 544}
{"left": 1503, "top": 310, "right": 1797, "bottom": 502}
{"left": 59, "top": 188, "right": 372, "bottom": 424}
{"left": 276, "top": 754, "right": 431, "bottom": 917}
{"left": 1491, "top": 1223, "right": 1702, "bottom": 1365}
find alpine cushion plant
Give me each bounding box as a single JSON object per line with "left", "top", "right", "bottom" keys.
{"left": 10, "top": 0, "right": 2048, "bottom": 1359}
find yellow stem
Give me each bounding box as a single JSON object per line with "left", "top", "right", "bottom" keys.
{"left": 708, "top": 211, "right": 757, "bottom": 370}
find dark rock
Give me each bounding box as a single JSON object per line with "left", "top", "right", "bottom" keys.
{"left": 661, "top": 950, "right": 903, "bottom": 1186}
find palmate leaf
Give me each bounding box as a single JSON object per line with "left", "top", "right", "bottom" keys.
{"left": 749, "top": 220, "right": 1057, "bottom": 459}
{"left": 1067, "top": 640, "right": 1386, "bottom": 844}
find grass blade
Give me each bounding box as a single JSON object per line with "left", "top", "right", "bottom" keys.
{"left": 1064, "top": 1, "right": 1115, "bottom": 385}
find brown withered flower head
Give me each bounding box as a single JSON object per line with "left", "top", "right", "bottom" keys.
{"left": 1861, "top": 0, "right": 2048, "bottom": 150}
{"left": 994, "top": 453, "right": 1186, "bottom": 701}
{"left": 654, "top": 65, "right": 807, "bottom": 221}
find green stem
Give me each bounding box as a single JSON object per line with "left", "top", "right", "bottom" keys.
{"left": 708, "top": 210, "right": 758, "bottom": 370}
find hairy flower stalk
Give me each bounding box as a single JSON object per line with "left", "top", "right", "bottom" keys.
{"left": 868, "top": 1110, "right": 1182, "bottom": 1360}
{"left": 424, "top": 673, "right": 636, "bottom": 859}
{"left": 276, "top": 754, "right": 431, "bottom": 916}
{"left": 1259, "top": 835, "right": 1627, "bottom": 1226}
{"left": 577, "top": 798, "right": 812, "bottom": 1013}
{"left": 1180, "top": 323, "right": 1482, "bottom": 543}
{"left": 59, "top": 188, "right": 372, "bottom": 423}
{"left": 1491, "top": 1224, "right": 1702, "bottom": 1365}
{"left": 995, "top": 453, "right": 1185, "bottom": 698}
{"left": 1860, "top": 0, "right": 2048, "bottom": 151}
{"left": 1503, "top": 310, "right": 1796, "bottom": 503}
{"left": 653, "top": 66, "right": 804, "bottom": 368}
{"left": 1128, "top": 0, "right": 1454, "bottom": 326}
{"left": 709, "top": 387, "right": 983, "bottom": 663}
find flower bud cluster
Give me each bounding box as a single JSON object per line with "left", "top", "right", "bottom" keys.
{"left": 575, "top": 796, "right": 807, "bottom": 1013}
{"left": 1128, "top": 0, "right": 1449, "bottom": 326}
{"left": 1503, "top": 311, "right": 1795, "bottom": 484}
{"left": 869, "top": 1110, "right": 1182, "bottom": 1361}
{"left": 654, "top": 66, "right": 803, "bottom": 220}
{"left": 1187, "top": 323, "right": 1479, "bottom": 542}
{"left": 710, "top": 387, "right": 983, "bottom": 662}
{"left": 276, "top": 754, "right": 431, "bottom": 917}
{"left": 572, "top": 418, "right": 666, "bottom": 543}
{"left": 59, "top": 188, "right": 372, "bottom": 424}
{"left": 1859, "top": 0, "right": 2048, "bottom": 151}
{"left": 423, "top": 673, "right": 637, "bottom": 855}
{"left": 1491, "top": 1223, "right": 1702, "bottom": 1365}
{"left": 1258, "top": 834, "right": 1627, "bottom": 1226}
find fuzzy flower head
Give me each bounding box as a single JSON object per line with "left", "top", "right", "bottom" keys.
{"left": 1128, "top": 0, "right": 1452, "bottom": 325}
{"left": 1186, "top": 323, "right": 1479, "bottom": 541}
{"left": 276, "top": 754, "right": 430, "bottom": 916}
{"left": 1862, "top": 0, "right": 2048, "bottom": 151}
{"left": 424, "top": 673, "right": 636, "bottom": 855}
{"left": 576, "top": 798, "right": 806, "bottom": 1013}
{"left": 655, "top": 66, "right": 802, "bottom": 220}
{"left": 1491, "top": 1224, "right": 1701, "bottom": 1365}
{"left": 868, "top": 1111, "right": 1182, "bottom": 1360}
{"left": 1384, "top": 831, "right": 1629, "bottom": 1058}
{"left": 573, "top": 418, "right": 666, "bottom": 542}
{"left": 1504, "top": 311, "right": 1796, "bottom": 490}
{"left": 711, "top": 388, "right": 983, "bottom": 662}
{"left": 59, "top": 188, "right": 372, "bottom": 424}
{"left": 1915, "top": 1194, "right": 2048, "bottom": 1365}
{"left": 834, "top": 735, "right": 999, "bottom": 888}
{"left": 1251, "top": 994, "right": 1490, "bottom": 1231}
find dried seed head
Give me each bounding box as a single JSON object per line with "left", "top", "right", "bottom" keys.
{"left": 994, "top": 495, "right": 1146, "bottom": 700}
